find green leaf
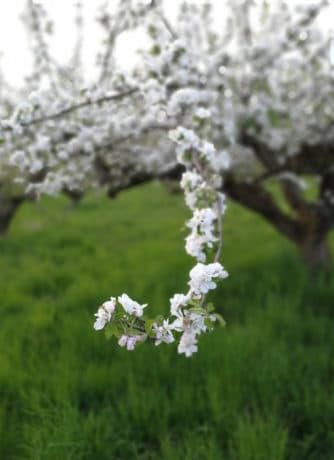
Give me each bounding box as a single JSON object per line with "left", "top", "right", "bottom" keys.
{"left": 188, "top": 298, "right": 200, "bottom": 307}
{"left": 155, "top": 315, "right": 165, "bottom": 326}
{"left": 113, "top": 311, "right": 124, "bottom": 321}
{"left": 189, "top": 307, "right": 207, "bottom": 315}
{"left": 145, "top": 319, "right": 156, "bottom": 335}
{"left": 206, "top": 302, "right": 215, "bottom": 313}
{"left": 127, "top": 328, "right": 142, "bottom": 336}
{"left": 204, "top": 317, "right": 215, "bottom": 329}
{"left": 105, "top": 322, "right": 123, "bottom": 339}
{"left": 150, "top": 45, "right": 161, "bottom": 56}
{"left": 104, "top": 323, "right": 114, "bottom": 340}
{"left": 214, "top": 313, "right": 226, "bottom": 327}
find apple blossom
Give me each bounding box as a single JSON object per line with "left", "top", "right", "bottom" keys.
{"left": 169, "top": 293, "right": 190, "bottom": 317}
{"left": 178, "top": 332, "right": 198, "bottom": 358}
{"left": 93, "top": 297, "right": 116, "bottom": 331}
{"left": 93, "top": 119, "right": 229, "bottom": 357}
{"left": 118, "top": 293, "right": 148, "bottom": 317}
{"left": 153, "top": 320, "right": 175, "bottom": 346}
{"left": 189, "top": 263, "right": 228, "bottom": 296}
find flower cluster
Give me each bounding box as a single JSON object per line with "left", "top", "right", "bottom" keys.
{"left": 189, "top": 263, "right": 228, "bottom": 296}
{"left": 186, "top": 208, "right": 218, "bottom": 261}
{"left": 94, "top": 294, "right": 148, "bottom": 351}
{"left": 94, "top": 118, "right": 229, "bottom": 357}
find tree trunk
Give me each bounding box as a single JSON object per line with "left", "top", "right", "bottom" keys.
{"left": 63, "top": 188, "right": 84, "bottom": 206}
{"left": 0, "top": 194, "right": 23, "bottom": 235}
{"left": 298, "top": 233, "right": 331, "bottom": 272}
{"left": 223, "top": 174, "right": 333, "bottom": 272}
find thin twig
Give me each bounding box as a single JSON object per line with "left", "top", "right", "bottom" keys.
{"left": 98, "top": 29, "right": 117, "bottom": 85}
{"left": 17, "top": 87, "right": 139, "bottom": 128}
{"left": 253, "top": 165, "right": 287, "bottom": 184}
{"left": 214, "top": 194, "right": 223, "bottom": 263}
{"left": 160, "top": 15, "right": 177, "bottom": 39}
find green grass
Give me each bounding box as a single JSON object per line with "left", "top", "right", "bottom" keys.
{"left": 0, "top": 182, "right": 334, "bottom": 460}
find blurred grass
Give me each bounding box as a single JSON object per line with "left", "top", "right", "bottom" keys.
{"left": 0, "top": 182, "right": 334, "bottom": 460}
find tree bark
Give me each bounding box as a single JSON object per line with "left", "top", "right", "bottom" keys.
{"left": 63, "top": 188, "right": 84, "bottom": 205}
{"left": 299, "top": 234, "right": 331, "bottom": 271}
{"left": 223, "top": 174, "right": 303, "bottom": 242}
{"left": 280, "top": 178, "right": 332, "bottom": 270}
{"left": 0, "top": 193, "right": 23, "bottom": 235}
{"left": 223, "top": 174, "right": 333, "bottom": 271}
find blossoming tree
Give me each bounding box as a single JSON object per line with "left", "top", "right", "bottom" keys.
{"left": 0, "top": 0, "right": 232, "bottom": 356}
{"left": 0, "top": 0, "right": 333, "bottom": 354}
{"left": 137, "top": 0, "right": 334, "bottom": 269}
{"left": 1, "top": 0, "right": 333, "bottom": 271}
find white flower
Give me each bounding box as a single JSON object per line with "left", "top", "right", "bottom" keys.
{"left": 102, "top": 298, "right": 117, "bottom": 312}
{"left": 188, "top": 312, "right": 208, "bottom": 334}
{"left": 207, "top": 262, "right": 228, "bottom": 280}
{"left": 180, "top": 171, "right": 205, "bottom": 211}
{"left": 118, "top": 335, "right": 128, "bottom": 347}
{"left": 185, "top": 208, "right": 219, "bottom": 262}
{"left": 195, "top": 107, "right": 211, "bottom": 119}
{"left": 187, "top": 208, "right": 217, "bottom": 243}
{"left": 185, "top": 233, "right": 206, "bottom": 262}
{"left": 9, "top": 150, "right": 26, "bottom": 170}
{"left": 172, "top": 309, "right": 208, "bottom": 335}
{"left": 118, "top": 293, "right": 147, "bottom": 317}
{"left": 178, "top": 332, "right": 198, "bottom": 357}
{"left": 28, "top": 91, "right": 42, "bottom": 106}
{"left": 180, "top": 171, "right": 203, "bottom": 191}
{"left": 29, "top": 159, "right": 43, "bottom": 174}
{"left": 184, "top": 190, "right": 197, "bottom": 210}
{"left": 154, "top": 320, "right": 175, "bottom": 346}
{"left": 58, "top": 150, "right": 69, "bottom": 160}
{"left": 201, "top": 141, "right": 216, "bottom": 164}
{"left": 168, "top": 127, "right": 200, "bottom": 149}
{"left": 118, "top": 334, "right": 144, "bottom": 351}
{"left": 216, "top": 150, "right": 231, "bottom": 171}
{"left": 126, "top": 337, "right": 137, "bottom": 351}
{"left": 167, "top": 88, "right": 201, "bottom": 115}
{"left": 35, "top": 135, "right": 51, "bottom": 152}
{"left": 189, "top": 262, "right": 228, "bottom": 295}
{"left": 169, "top": 293, "right": 190, "bottom": 317}
{"left": 93, "top": 297, "right": 116, "bottom": 330}
{"left": 169, "top": 127, "right": 202, "bottom": 165}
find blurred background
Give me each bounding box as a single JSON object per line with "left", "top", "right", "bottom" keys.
{"left": 0, "top": 1, "right": 334, "bottom": 459}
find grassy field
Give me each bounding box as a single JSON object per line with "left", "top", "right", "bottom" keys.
{"left": 0, "top": 183, "right": 334, "bottom": 460}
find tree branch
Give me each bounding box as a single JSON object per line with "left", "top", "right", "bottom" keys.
{"left": 223, "top": 173, "right": 303, "bottom": 242}
{"left": 19, "top": 87, "right": 139, "bottom": 127}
